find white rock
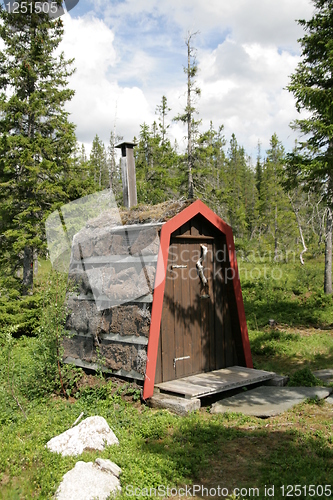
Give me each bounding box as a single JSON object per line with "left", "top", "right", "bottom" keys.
{"left": 95, "top": 458, "right": 122, "bottom": 478}
{"left": 47, "top": 416, "right": 119, "bottom": 456}
{"left": 55, "top": 460, "right": 121, "bottom": 500}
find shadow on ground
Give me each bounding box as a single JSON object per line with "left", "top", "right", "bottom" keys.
{"left": 140, "top": 407, "right": 333, "bottom": 499}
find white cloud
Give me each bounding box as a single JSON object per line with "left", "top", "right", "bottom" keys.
{"left": 193, "top": 35, "right": 304, "bottom": 157}
{"left": 56, "top": 0, "right": 315, "bottom": 158}
{"left": 59, "top": 14, "right": 155, "bottom": 149}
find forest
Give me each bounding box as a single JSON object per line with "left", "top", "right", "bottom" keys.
{"left": 0, "top": 1, "right": 333, "bottom": 498}
{"left": 0, "top": 0, "right": 332, "bottom": 311}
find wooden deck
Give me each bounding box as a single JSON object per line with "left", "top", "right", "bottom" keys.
{"left": 155, "top": 366, "right": 275, "bottom": 399}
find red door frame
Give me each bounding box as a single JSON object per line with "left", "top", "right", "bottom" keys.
{"left": 142, "top": 199, "right": 253, "bottom": 400}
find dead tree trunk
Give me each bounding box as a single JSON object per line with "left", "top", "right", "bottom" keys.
{"left": 288, "top": 193, "right": 307, "bottom": 265}
{"left": 325, "top": 144, "right": 333, "bottom": 294}
{"left": 274, "top": 204, "right": 278, "bottom": 261}
{"left": 324, "top": 207, "right": 332, "bottom": 294}
{"left": 186, "top": 36, "right": 194, "bottom": 199}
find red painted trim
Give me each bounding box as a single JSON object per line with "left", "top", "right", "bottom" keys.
{"left": 143, "top": 199, "right": 252, "bottom": 400}
{"left": 224, "top": 226, "right": 253, "bottom": 369}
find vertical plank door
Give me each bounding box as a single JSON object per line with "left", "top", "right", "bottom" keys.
{"left": 160, "top": 237, "right": 215, "bottom": 382}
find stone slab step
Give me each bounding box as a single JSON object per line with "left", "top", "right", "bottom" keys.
{"left": 210, "top": 386, "right": 332, "bottom": 418}
{"left": 312, "top": 369, "right": 333, "bottom": 382}
{"left": 147, "top": 393, "right": 201, "bottom": 416}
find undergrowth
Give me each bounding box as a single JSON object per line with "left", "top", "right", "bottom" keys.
{"left": 0, "top": 257, "right": 333, "bottom": 498}
{"left": 0, "top": 388, "right": 332, "bottom": 499}
{"left": 240, "top": 256, "right": 333, "bottom": 329}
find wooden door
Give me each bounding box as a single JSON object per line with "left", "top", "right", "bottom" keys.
{"left": 160, "top": 236, "right": 215, "bottom": 382}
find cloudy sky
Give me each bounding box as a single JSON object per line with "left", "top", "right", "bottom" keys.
{"left": 59, "top": 0, "right": 315, "bottom": 161}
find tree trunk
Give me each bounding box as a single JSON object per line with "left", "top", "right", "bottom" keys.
{"left": 325, "top": 142, "right": 333, "bottom": 294}
{"left": 324, "top": 207, "right": 332, "bottom": 294}
{"left": 23, "top": 246, "right": 33, "bottom": 295}
{"left": 33, "top": 248, "right": 38, "bottom": 276}
{"left": 187, "top": 36, "right": 194, "bottom": 199}
{"left": 288, "top": 193, "right": 307, "bottom": 265}
{"left": 274, "top": 204, "right": 278, "bottom": 261}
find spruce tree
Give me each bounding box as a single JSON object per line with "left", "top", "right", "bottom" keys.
{"left": 174, "top": 32, "right": 201, "bottom": 199}
{"left": 225, "top": 134, "right": 248, "bottom": 237}
{"left": 89, "top": 134, "right": 108, "bottom": 190}
{"left": 287, "top": 0, "right": 333, "bottom": 293}
{"left": 66, "top": 141, "right": 98, "bottom": 200}
{"left": 135, "top": 121, "right": 179, "bottom": 204}
{"left": 195, "top": 122, "right": 227, "bottom": 216}
{"left": 260, "top": 134, "right": 296, "bottom": 259}
{"left": 108, "top": 130, "right": 123, "bottom": 202}
{"left": 0, "top": 2, "right": 77, "bottom": 293}
{"left": 156, "top": 95, "right": 170, "bottom": 145}
{"left": 255, "top": 140, "right": 263, "bottom": 199}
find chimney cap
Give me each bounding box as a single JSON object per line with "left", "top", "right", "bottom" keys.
{"left": 115, "top": 141, "right": 137, "bottom": 149}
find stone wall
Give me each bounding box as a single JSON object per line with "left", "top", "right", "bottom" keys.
{"left": 63, "top": 220, "right": 162, "bottom": 380}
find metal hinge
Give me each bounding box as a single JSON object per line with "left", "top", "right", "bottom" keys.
{"left": 173, "top": 356, "right": 190, "bottom": 368}
{"left": 171, "top": 265, "right": 187, "bottom": 269}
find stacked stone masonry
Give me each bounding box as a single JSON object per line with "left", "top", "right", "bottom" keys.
{"left": 63, "top": 217, "right": 162, "bottom": 380}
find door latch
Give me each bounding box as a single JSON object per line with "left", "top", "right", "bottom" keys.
{"left": 173, "top": 356, "right": 190, "bottom": 368}
{"left": 171, "top": 265, "right": 187, "bottom": 269}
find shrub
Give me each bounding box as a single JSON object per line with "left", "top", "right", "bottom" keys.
{"left": 287, "top": 367, "right": 322, "bottom": 387}
{"left": 0, "top": 271, "right": 84, "bottom": 419}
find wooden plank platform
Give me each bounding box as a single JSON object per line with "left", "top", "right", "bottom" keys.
{"left": 155, "top": 366, "right": 275, "bottom": 399}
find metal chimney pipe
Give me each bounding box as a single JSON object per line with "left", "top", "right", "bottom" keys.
{"left": 115, "top": 141, "right": 137, "bottom": 208}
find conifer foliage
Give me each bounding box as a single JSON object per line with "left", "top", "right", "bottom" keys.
{"left": 287, "top": 0, "right": 333, "bottom": 293}
{"left": 0, "top": 2, "right": 77, "bottom": 293}
{"left": 174, "top": 32, "right": 201, "bottom": 199}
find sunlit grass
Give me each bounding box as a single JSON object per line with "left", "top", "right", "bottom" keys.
{"left": 1, "top": 256, "right": 333, "bottom": 499}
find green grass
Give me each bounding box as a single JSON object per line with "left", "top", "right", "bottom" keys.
{"left": 0, "top": 387, "right": 332, "bottom": 499}
{"left": 1, "top": 256, "right": 333, "bottom": 499}
{"left": 248, "top": 328, "right": 333, "bottom": 374}
{"left": 240, "top": 255, "right": 333, "bottom": 329}
{"left": 239, "top": 255, "right": 333, "bottom": 375}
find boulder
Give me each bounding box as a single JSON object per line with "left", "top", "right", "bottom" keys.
{"left": 47, "top": 416, "right": 119, "bottom": 456}
{"left": 55, "top": 459, "right": 121, "bottom": 500}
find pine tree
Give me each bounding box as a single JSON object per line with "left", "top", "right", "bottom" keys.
{"left": 287, "top": 0, "right": 333, "bottom": 293}
{"left": 0, "top": 2, "right": 76, "bottom": 294}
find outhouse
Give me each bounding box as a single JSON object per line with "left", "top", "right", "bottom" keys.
{"left": 63, "top": 198, "right": 253, "bottom": 400}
